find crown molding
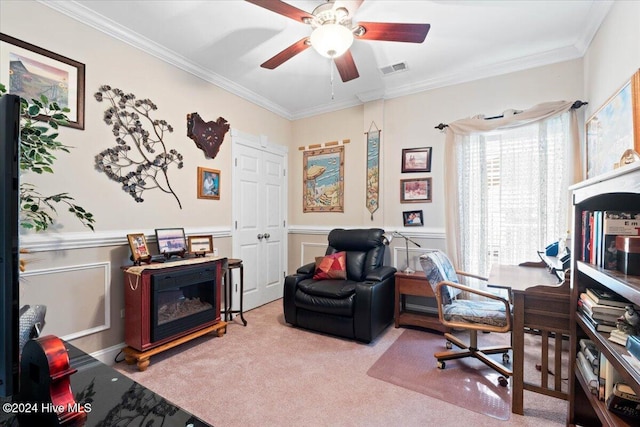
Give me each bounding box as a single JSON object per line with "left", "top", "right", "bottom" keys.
{"left": 38, "top": 0, "right": 613, "bottom": 122}
{"left": 38, "top": 0, "right": 294, "bottom": 120}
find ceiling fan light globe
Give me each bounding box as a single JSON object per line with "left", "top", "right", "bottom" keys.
{"left": 310, "top": 24, "right": 354, "bottom": 58}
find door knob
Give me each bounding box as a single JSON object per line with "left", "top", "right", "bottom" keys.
{"left": 264, "top": 233, "right": 271, "bottom": 239}
{"left": 257, "top": 234, "right": 264, "bottom": 240}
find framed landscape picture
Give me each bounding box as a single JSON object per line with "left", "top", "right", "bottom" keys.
{"left": 400, "top": 177, "right": 432, "bottom": 203}
{"left": 0, "top": 33, "right": 85, "bottom": 129}
{"left": 187, "top": 235, "right": 213, "bottom": 255}
{"left": 586, "top": 69, "right": 640, "bottom": 178}
{"left": 401, "top": 147, "right": 432, "bottom": 173}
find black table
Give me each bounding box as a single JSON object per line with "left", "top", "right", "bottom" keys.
{"left": 1, "top": 343, "right": 213, "bottom": 426}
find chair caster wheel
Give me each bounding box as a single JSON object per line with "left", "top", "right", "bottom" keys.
{"left": 445, "top": 341, "right": 452, "bottom": 349}
{"left": 502, "top": 353, "right": 510, "bottom": 364}
{"left": 498, "top": 376, "right": 508, "bottom": 387}
{"left": 437, "top": 361, "right": 446, "bottom": 369}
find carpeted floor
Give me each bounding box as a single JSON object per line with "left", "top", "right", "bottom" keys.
{"left": 367, "top": 328, "right": 512, "bottom": 420}
{"left": 114, "top": 299, "right": 568, "bottom": 426}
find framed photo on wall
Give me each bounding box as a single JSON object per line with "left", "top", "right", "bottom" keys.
{"left": 0, "top": 33, "right": 85, "bottom": 129}
{"left": 197, "top": 167, "right": 220, "bottom": 200}
{"left": 586, "top": 69, "right": 640, "bottom": 178}
{"left": 400, "top": 177, "right": 432, "bottom": 203}
{"left": 403, "top": 210, "right": 424, "bottom": 226}
{"left": 401, "top": 147, "right": 432, "bottom": 173}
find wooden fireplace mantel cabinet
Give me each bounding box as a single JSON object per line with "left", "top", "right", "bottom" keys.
{"left": 568, "top": 163, "right": 640, "bottom": 427}
{"left": 122, "top": 257, "right": 228, "bottom": 371}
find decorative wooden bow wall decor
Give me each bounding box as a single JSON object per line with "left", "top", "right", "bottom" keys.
{"left": 187, "top": 113, "right": 230, "bottom": 159}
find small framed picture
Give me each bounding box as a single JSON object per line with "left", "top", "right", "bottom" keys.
{"left": 197, "top": 167, "right": 220, "bottom": 200}
{"left": 403, "top": 210, "right": 424, "bottom": 227}
{"left": 127, "top": 233, "right": 151, "bottom": 263}
{"left": 400, "top": 177, "right": 432, "bottom": 203}
{"left": 401, "top": 147, "right": 432, "bottom": 173}
{"left": 188, "top": 235, "right": 213, "bottom": 255}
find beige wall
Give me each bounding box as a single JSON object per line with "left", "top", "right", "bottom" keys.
{"left": 3, "top": 0, "right": 637, "bottom": 357}
{"left": 2, "top": 0, "right": 289, "bottom": 356}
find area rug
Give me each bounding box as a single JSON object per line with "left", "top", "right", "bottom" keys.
{"left": 367, "top": 328, "right": 512, "bottom": 421}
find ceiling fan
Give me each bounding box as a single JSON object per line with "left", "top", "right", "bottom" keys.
{"left": 245, "top": 0, "right": 431, "bottom": 82}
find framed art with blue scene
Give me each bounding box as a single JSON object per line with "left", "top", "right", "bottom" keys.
{"left": 586, "top": 69, "right": 640, "bottom": 178}
{"left": 0, "top": 33, "right": 85, "bottom": 129}
{"left": 303, "top": 145, "right": 344, "bottom": 212}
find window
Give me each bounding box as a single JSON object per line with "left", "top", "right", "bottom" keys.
{"left": 454, "top": 113, "right": 570, "bottom": 276}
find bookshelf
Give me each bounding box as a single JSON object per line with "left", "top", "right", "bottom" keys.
{"left": 568, "top": 163, "right": 640, "bottom": 426}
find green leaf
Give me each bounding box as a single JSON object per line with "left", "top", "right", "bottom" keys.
{"left": 28, "top": 105, "right": 41, "bottom": 116}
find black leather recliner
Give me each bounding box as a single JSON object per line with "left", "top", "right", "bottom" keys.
{"left": 283, "top": 228, "right": 396, "bottom": 343}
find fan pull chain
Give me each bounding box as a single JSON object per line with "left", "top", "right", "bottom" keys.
{"left": 330, "top": 59, "right": 335, "bottom": 100}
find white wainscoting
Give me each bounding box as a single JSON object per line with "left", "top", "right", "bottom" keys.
{"left": 300, "top": 242, "right": 328, "bottom": 266}
{"left": 20, "top": 262, "right": 111, "bottom": 341}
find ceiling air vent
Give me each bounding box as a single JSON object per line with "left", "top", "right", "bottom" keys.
{"left": 380, "top": 62, "right": 408, "bottom": 76}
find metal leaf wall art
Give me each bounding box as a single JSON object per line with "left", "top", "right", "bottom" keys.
{"left": 94, "top": 85, "right": 184, "bottom": 208}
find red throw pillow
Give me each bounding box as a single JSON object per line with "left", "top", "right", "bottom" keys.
{"left": 313, "top": 251, "right": 347, "bottom": 280}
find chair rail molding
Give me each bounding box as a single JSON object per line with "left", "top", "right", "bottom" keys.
{"left": 20, "top": 226, "right": 232, "bottom": 252}
{"left": 288, "top": 225, "right": 446, "bottom": 239}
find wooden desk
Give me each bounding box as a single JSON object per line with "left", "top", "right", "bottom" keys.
{"left": 489, "top": 264, "right": 571, "bottom": 415}
{"left": 394, "top": 271, "right": 448, "bottom": 333}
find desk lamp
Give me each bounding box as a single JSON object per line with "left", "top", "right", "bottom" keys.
{"left": 382, "top": 231, "right": 421, "bottom": 274}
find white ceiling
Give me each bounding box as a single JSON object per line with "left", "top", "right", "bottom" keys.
{"left": 43, "top": 0, "right": 613, "bottom": 120}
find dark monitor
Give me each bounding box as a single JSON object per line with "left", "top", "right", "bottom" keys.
{"left": 0, "top": 94, "right": 21, "bottom": 397}
{"left": 155, "top": 228, "right": 187, "bottom": 255}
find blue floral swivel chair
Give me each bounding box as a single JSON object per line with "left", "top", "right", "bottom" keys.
{"left": 419, "top": 250, "right": 512, "bottom": 386}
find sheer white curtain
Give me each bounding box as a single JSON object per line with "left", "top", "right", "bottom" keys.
{"left": 444, "top": 101, "right": 582, "bottom": 278}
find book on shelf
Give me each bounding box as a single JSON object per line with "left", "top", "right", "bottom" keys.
{"left": 606, "top": 382, "right": 640, "bottom": 420}
{"left": 627, "top": 335, "right": 640, "bottom": 361}
{"left": 608, "top": 328, "right": 630, "bottom": 346}
{"left": 600, "top": 211, "right": 640, "bottom": 270}
{"left": 579, "top": 307, "right": 617, "bottom": 333}
{"left": 577, "top": 351, "right": 599, "bottom": 395}
{"left": 580, "top": 210, "right": 640, "bottom": 268}
{"left": 579, "top": 292, "right": 627, "bottom": 317}
{"left": 598, "top": 352, "right": 607, "bottom": 400}
{"left": 604, "top": 359, "right": 624, "bottom": 403}
{"left": 579, "top": 338, "right": 599, "bottom": 372}
{"left": 586, "top": 287, "right": 632, "bottom": 308}
{"left": 582, "top": 210, "right": 591, "bottom": 262}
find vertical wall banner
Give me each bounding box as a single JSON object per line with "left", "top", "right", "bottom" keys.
{"left": 366, "top": 123, "right": 380, "bottom": 220}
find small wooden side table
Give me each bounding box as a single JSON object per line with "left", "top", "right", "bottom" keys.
{"left": 224, "top": 258, "right": 247, "bottom": 326}
{"left": 394, "top": 271, "right": 448, "bottom": 333}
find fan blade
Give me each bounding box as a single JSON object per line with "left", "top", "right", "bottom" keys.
{"left": 356, "top": 22, "right": 430, "bottom": 43}
{"left": 261, "top": 37, "right": 310, "bottom": 69}
{"left": 334, "top": 0, "right": 364, "bottom": 16}
{"left": 334, "top": 50, "right": 359, "bottom": 82}
{"left": 245, "top": 0, "right": 313, "bottom": 24}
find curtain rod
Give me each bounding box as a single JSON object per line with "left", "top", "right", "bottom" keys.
{"left": 434, "top": 100, "right": 588, "bottom": 130}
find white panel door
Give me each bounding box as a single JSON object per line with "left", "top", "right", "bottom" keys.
{"left": 232, "top": 130, "right": 287, "bottom": 311}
